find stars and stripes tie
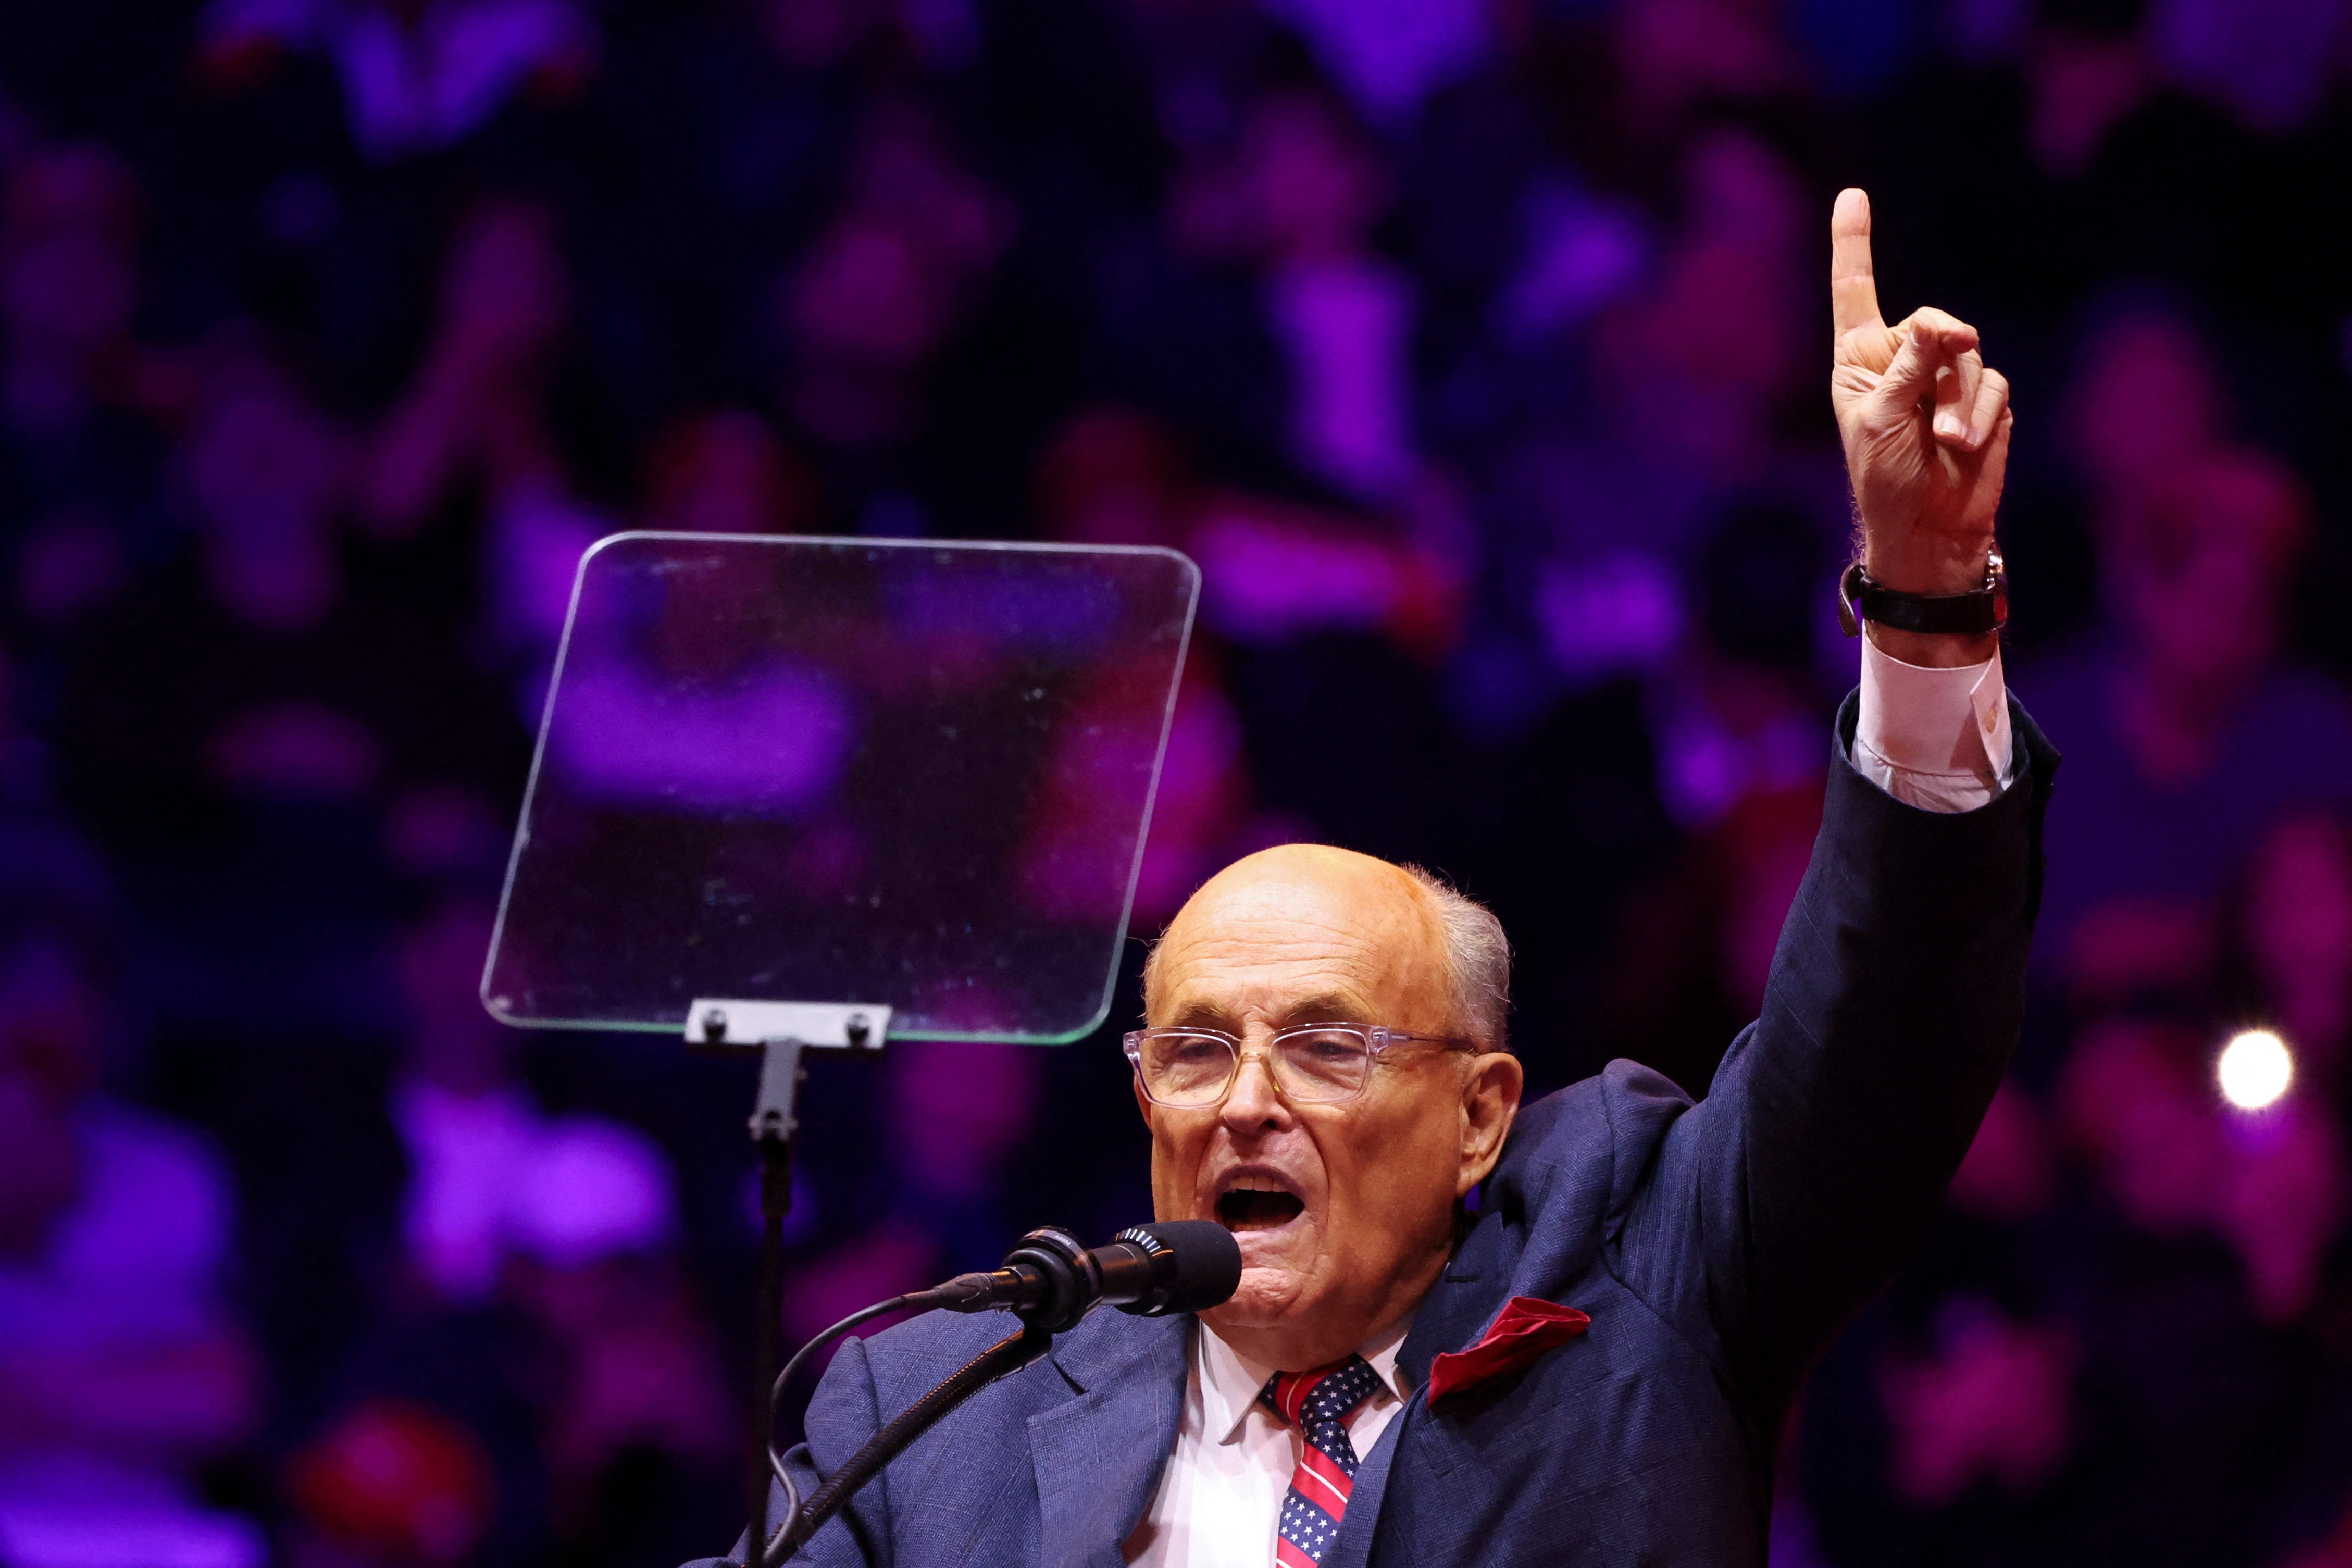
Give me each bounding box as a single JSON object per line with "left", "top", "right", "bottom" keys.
{"left": 1260, "top": 1354, "right": 1384, "bottom": 1568}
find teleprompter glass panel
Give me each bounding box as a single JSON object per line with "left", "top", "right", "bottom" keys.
{"left": 483, "top": 533, "right": 1199, "bottom": 1042}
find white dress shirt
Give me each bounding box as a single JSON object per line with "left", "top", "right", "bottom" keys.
{"left": 1124, "top": 1317, "right": 1414, "bottom": 1567}
{"left": 1853, "top": 638, "right": 2015, "bottom": 811}
{"left": 1124, "top": 638, "right": 2018, "bottom": 1568}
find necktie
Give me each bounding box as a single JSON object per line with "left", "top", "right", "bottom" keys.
{"left": 1260, "top": 1355, "right": 1384, "bottom": 1568}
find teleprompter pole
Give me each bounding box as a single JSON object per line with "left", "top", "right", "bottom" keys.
{"left": 746, "top": 1036, "right": 805, "bottom": 1568}
{"left": 685, "top": 1001, "right": 889, "bottom": 1568}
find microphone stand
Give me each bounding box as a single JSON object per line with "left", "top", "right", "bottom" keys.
{"left": 765, "top": 1323, "right": 1056, "bottom": 1563}
{"left": 755, "top": 1222, "right": 1238, "bottom": 1562}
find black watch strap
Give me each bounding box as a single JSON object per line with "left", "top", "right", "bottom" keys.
{"left": 1837, "top": 553, "right": 2007, "bottom": 638}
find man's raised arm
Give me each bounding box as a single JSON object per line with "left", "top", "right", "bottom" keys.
{"left": 1611, "top": 189, "right": 2054, "bottom": 1405}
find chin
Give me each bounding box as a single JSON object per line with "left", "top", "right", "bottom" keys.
{"left": 1206, "top": 1265, "right": 1300, "bottom": 1329}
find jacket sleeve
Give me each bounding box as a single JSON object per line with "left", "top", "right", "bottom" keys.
{"left": 694, "top": 1336, "right": 891, "bottom": 1568}
{"left": 1606, "top": 691, "right": 2057, "bottom": 1414}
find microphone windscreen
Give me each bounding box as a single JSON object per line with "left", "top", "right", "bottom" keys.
{"left": 1125, "top": 1219, "right": 1242, "bottom": 1313}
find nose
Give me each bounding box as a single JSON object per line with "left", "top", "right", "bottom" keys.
{"left": 1218, "top": 1046, "right": 1290, "bottom": 1133}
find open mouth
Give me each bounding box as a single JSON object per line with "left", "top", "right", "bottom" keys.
{"left": 1215, "top": 1188, "right": 1305, "bottom": 1230}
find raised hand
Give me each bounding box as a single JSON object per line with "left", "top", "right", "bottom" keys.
{"left": 1830, "top": 189, "right": 2011, "bottom": 633}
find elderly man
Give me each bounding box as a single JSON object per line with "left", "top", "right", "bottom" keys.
{"left": 726, "top": 190, "right": 2050, "bottom": 1567}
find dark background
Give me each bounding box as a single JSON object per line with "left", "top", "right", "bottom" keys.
{"left": 5, "top": 0, "right": 2352, "bottom": 1564}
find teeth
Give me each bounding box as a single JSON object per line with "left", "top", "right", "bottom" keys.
{"left": 1218, "top": 1178, "right": 1298, "bottom": 1210}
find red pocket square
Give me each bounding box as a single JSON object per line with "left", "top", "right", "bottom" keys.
{"left": 1425, "top": 1296, "right": 1591, "bottom": 1405}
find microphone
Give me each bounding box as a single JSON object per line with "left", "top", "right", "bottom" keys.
{"left": 906, "top": 1221, "right": 1242, "bottom": 1333}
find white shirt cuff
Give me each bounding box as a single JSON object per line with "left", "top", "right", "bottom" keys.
{"left": 1853, "top": 638, "right": 2014, "bottom": 813}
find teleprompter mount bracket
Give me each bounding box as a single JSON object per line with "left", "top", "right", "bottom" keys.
{"left": 687, "top": 1000, "right": 892, "bottom": 1144}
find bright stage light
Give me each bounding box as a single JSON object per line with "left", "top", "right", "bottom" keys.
{"left": 2218, "top": 1030, "right": 2293, "bottom": 1111}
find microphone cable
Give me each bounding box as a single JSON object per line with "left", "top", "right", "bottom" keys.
{"left": 756, "top": 1295, "right": 915, "bottom": 1568}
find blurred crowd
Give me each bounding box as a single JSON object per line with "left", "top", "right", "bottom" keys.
{"left": 4, "top": 0, "right": 2352, "bottom": 1564}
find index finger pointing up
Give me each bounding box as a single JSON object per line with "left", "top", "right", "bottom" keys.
{"left": 1830, "top": 187, "right": 1882, "bottom": 337}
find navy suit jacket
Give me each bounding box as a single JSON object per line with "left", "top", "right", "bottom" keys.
{"left": 712, "top": 694, "right": 2058, "bottom": 1567}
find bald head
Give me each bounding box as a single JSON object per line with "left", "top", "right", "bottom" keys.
{"left": 1144, "top": 844, "right": 1509, "bottom": 1050}
{"left": 1131, "top": 844, "right": 1523, "bottom": 1371}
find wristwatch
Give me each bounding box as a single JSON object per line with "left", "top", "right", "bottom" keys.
{"left": 1837, "top": 550, "right": 2007, "bottom": 638}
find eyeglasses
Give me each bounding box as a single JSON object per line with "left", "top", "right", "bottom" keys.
{"left": 1122, "top": 1023, "right": 1477, "bottom": 1109}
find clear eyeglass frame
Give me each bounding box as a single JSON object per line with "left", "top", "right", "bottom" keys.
{"left": 1121, "top": 1023, "right": 1478, "bottom": 1109}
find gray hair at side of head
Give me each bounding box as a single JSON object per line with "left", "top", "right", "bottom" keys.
{"left": 1137, "top": 862, "right": 1514, "bottom": 1052}
{"left": 1398, "top": 864, "right": 1513, "bottom": 1054}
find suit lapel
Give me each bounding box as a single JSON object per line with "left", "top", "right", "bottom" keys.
{"left": 1028, "top": 1311, "right": 1189, "bottom": 1568}
{"left": 1399, "top": 1238, "right": 1503, "bottom": 1392}
{"left": 1323, "top": 1395, "right": 1409, "bottom": 1568}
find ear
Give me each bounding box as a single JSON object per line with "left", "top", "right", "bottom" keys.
{"left": 1133, "top": 1069, "right": 1155, "bottom": 1128}
{"left": 1455, "top": 1052, "right": 1523, "bottom": 1198}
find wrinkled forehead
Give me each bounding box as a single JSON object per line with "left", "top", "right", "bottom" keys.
{"left": 1147, "top": 847, "right": 1451, "bottom": 1029}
